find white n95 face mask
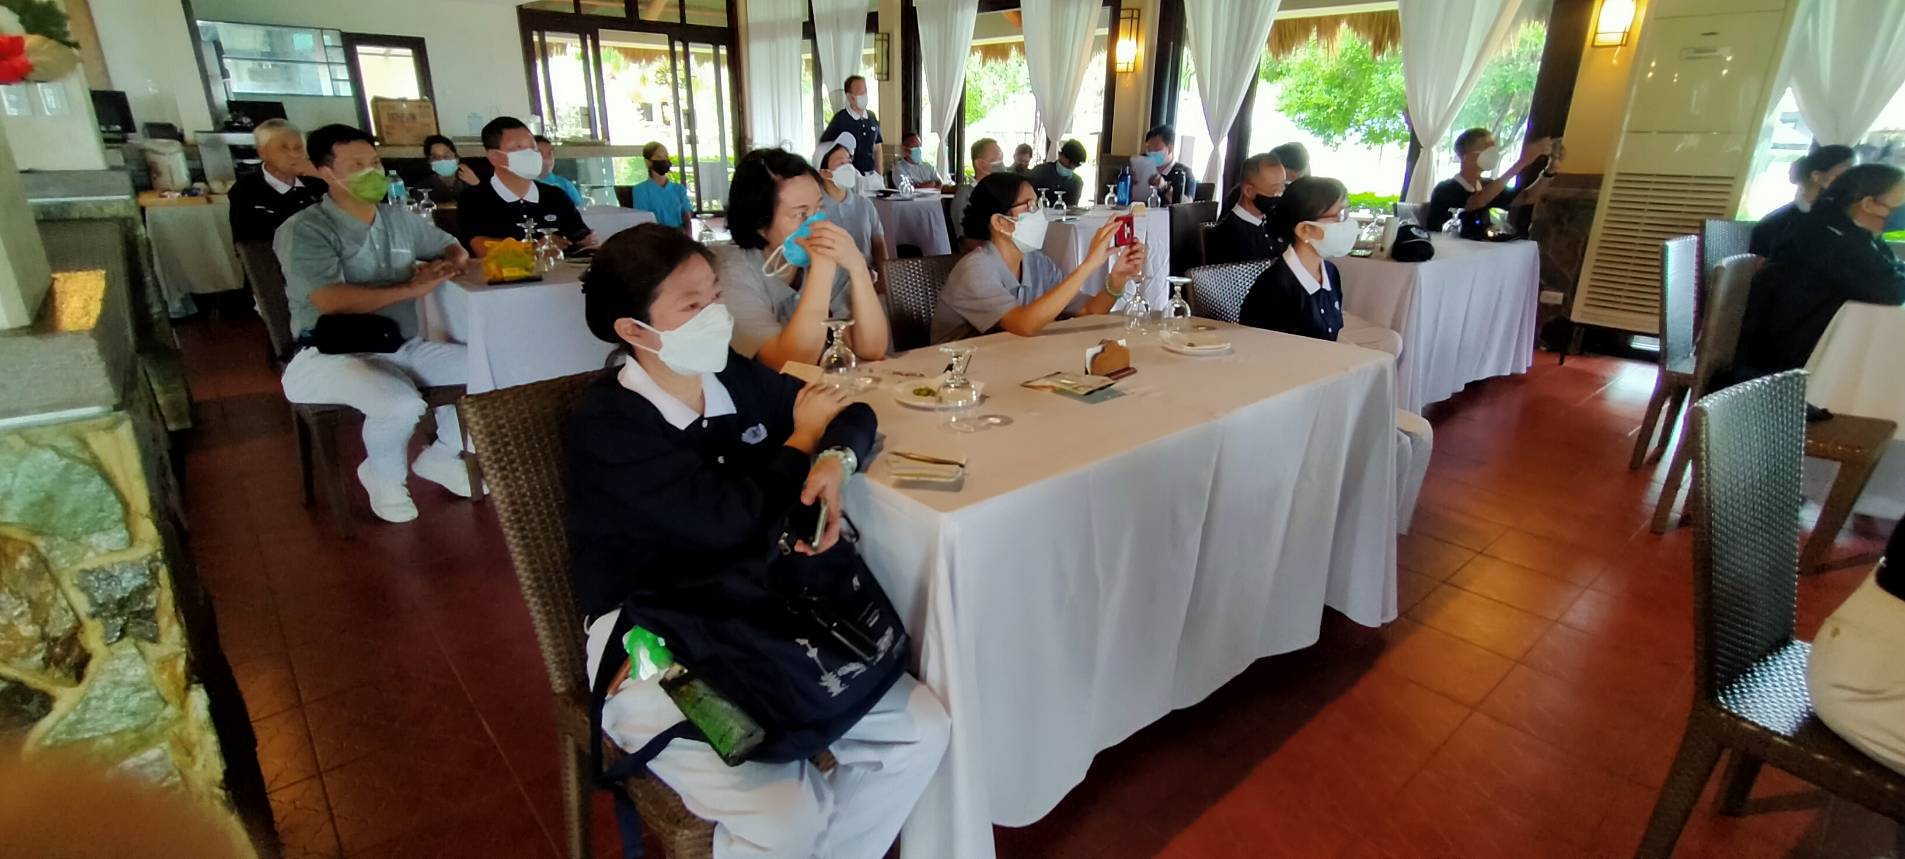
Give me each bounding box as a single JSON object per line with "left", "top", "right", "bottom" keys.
{"left": 505, "top": 148, "right": 545, "bottom": 180}
{"left": 1008, "top": 209, "right": 1048, "bottom": 252}
{"left": 1305, "top": 218, "right": 1361, "bottom": 259}
{"left": 831, "top": 166, "right": 860, "bottom": 191}
{"left": 1474, "top": 145, "right": 1502, "bottom": 173}
{"left": 635, "top": 303, "right": 734, "bottom": 375}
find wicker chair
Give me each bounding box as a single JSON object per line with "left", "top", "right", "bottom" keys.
{"left": 1630, "top": 236, "right": 1700, "bottom": 470}
{"left": 1700, "top": 219, "right": 1755, "bottom": 292}
{"left": 1634, "top": 370, "right": 1905, "bottom": 859}
{"left": 1185, "top": 259, "right": 1272, "bottom": 323}
{"left": 1169, "top": 200, "right": 1219, "bottom": 275}
{"left": 1652, "top": 254, "right": 1757, "bottom": 534}
{"left": 883, "top": 253, "right": 960, "bottom": 351}
{"left": 1798, "top": 408, "right": 1897, "bottom": 573}
{"left": 459, "top": 373, "right": 716, "bottom": 859}
{"left": 234, "top": 241, "right": 474, "bottom": 540}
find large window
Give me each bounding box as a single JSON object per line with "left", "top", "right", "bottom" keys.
{"left": 343, "top": 34, "right": 434, "bottom": 138}
{"left": 956, "top": 7, "right": 1109, "bottom": 192}
{"left": 197, "top": 21, "right": 355, "bottom": 98}
{"left": 520, "top": 1, "right": 741, "bottom": 211}
{"left": 1743, "top": 86, "right": 1905, "bottom": 220}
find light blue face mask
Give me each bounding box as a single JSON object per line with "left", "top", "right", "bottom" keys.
{"left": 909, "top": 146, "right": 924, "bottom": 162}
{"left": 1056, "top": 163, "right": 1075, "bottom": 179}
{"left": 764, "top": 210, "right": 829, "bottom": 275}
{"left": 1147, "top": 150, "right": 1168, "bottom": 167}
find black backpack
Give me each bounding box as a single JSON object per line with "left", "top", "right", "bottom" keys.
{"left": 1389, "top": 223, "right": 1436, "bottom": 262}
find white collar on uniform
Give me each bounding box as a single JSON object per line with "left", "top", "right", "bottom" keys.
{"left": 1281, "top": 246, "right": 1333, "bottom": 296}
{"left": 616, "top": 355, "right": 736, "bottom": 430}
{"left": 1456, "top": 174, "right": 1483, "bottom": 193}
{"left": 263, "top": 170, "right": 297, "bottom": 194}
{"left": 491, "top": 173, "right": 539, "bottom": 204}
{"left": 847, "top": 106, "right": 868, "bottom": 121}
{"left": 1230, "top": 204, "right": 1263, "bottom": 226}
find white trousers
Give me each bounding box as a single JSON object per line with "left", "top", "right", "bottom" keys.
{"left": 586, "top": 611, "right": 951, "bottom": 859}
{"left": 280, "top": 339, "right": 469, "bottom": 482}
{"left": 1342, "top": 312, "right": 1404, "bottom": 358}
{"left": 1808, "top": 573, "right": 1905, "bottom": 776}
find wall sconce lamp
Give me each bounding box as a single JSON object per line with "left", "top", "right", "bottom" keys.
{"left": 1115, "top": 8, "right": 1140, "bottom": 74}
{"left": 1593, "top": 0, "right": 1636, "bottom": 47}
{"left": 874, "top": 32, "right": 891, "bottom": 81}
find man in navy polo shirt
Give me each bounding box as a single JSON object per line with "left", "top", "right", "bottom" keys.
{"left": 820, "top": 75, "right": 883, "bottom": 178}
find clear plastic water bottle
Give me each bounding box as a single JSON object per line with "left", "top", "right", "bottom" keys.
{"left": 385, "top": 170, "right": 407, "bottom": 206}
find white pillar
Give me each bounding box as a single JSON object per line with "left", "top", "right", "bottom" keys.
{"left": 0, "top": 128, "right": 52, "bottom": 330}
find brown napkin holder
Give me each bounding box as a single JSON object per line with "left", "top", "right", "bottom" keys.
{"left": 1088, "top": 339, "right": 1134, "bottom": 379}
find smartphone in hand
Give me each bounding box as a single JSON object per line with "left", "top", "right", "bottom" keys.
{"left": 787, "top": 499, "right": 829, "bottom": 549}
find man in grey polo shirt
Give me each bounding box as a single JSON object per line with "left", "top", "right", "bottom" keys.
{"left": 274, "top": 123, "right": 474, "bottom": 524}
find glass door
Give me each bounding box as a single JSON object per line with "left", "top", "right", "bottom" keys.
{"left": 343, "top": 33, "right": 434, "bottom": 139}
{"left": 672, "top": 40, "right": 735, "bottom": 212}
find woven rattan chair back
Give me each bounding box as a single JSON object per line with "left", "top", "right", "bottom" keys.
{"left": 1660, "top": 235, "right": 1698, "bottom": 373}
{"left": 1690, "top": 254, "right": 1759, "bottom": 396}
{"left": 459, "top": 372, "right": 599, "bottom": 698}
{"left": 1186, "top": 259, "right": 1272, "bottom": 323}
{"left": 884, "top": 253, "right": 959, "bottom": 351}
{"left": 1700, "top": 219, "right": 1754, "bottom": 289}
{"left": 1689, "top": 370, "right": 1805, "bottom": 705}
{"left": 236, "top": 240, "right": 297, "bottom": 362}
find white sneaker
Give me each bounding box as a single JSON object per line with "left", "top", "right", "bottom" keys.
{"left": 356, "top": 461, "right": 418, "bottom": 523}
{"left": 412, "top": 446, "right": 474, "bottom": 498}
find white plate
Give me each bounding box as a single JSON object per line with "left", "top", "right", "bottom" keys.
{"left": 1161, "top": 335, "right": 1233, "bottom": 356}
{"left": 890, "top": 377, "right": 985, "bottom": 409}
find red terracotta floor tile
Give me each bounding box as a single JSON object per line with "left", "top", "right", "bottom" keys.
{"left": 1480, "top": 528, "right": 1611, "bottom": 585}
{"left": 1405, "top": 584, "right": 1553, "bottom": 659}
{"left": 1521, "top": 622, "right": 1691, "bottom": 722}
{"left": 1395, "top": 568, "right": 1439, "bottom": 614}
{"left": 1397, "top": 533, "right": 1478, "bottom": 581}
{"left": 1411, "top": 507, "right": 1511, "bottom": 552}
{"left": 1446, "top": 554, "right": 1587, "bottom": 620}
{"left": 268, "top": 775, "right": 344, "bottom": 859}
{"left": 1477, "top": 665, "right": 1667, "bottom": 786}
{"left": 1418, "top": 712, "right": 1624, "bottom": 848}
{"left": 1373, "top": 620, "right": 1515, "bottom": 707}
{"left": 254, "top": 708, "right": 320, "bottom": 793}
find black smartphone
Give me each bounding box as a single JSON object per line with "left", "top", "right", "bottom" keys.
{"left": 786, "top": 499, "right": 828, "bottom": 549}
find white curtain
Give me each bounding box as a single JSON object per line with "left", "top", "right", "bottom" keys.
{"left": 916, "top": 0, "right": 980, "bottom": 166}
{"left": 1787, "top": 0, "right": 1905, "bottom": 145}
{"left": 1183, "top": 0, "right": 1281, "bottom": 179}
{"left": 1022, "top": 0, "right": 1100, "bottom": 159}
{"left": 813, "top": 0, "right": 871, "bottom": 111}
{"left": 1397, "top": 0, "right": 1524, "bottom": 202}
{"left": 745, "top": 0, "right": 808, "bottom": 153}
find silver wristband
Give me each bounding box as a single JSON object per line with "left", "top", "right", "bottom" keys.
{"left": 816, "top": 446, "right": 858, "bottom": 479}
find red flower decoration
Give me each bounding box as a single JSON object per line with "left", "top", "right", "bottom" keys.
{"left": 0, "top": 35, "right": 27, "bottom": 85}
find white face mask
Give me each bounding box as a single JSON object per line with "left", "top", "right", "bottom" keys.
{"left": 635, "top": 303, "right": 734, "bottom": 375}
{"left": 1006, "top": 208, "right": 1048, "bottom": 252}
{"left": 851, "top": 93, "right": 867, "bottom": 110}
{"left": 829, "top": 165, "right": 859, "bottom": 191}
{"left": 1304, "top": 218, "right": 1360, "bottom": 259}
{"left": 1474, "top": 145, "right": 1502, "bottom": 173}
{"left": 504, "top": 148, "right": 545, "bottom": 181}
{"left": 1793, "top": 188, "right": 1813, "bottom": 213}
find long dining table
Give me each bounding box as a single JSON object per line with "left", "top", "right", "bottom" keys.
{"left": 1804, "top": 301, "right": 1905, "bottom": 519}
{"left": 844, "top": 318, "right": 1399, "bottom": 858}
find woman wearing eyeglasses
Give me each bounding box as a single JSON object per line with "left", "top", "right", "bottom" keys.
{"left": 1239, "top": 177, "right": 1401, "bottom": 356}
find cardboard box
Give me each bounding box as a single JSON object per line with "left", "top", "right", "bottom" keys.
{"left": 372, "top": 98, "right": 439, "bottom": 145}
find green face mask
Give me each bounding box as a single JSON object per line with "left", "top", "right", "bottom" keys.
{"left": 343, "top": 167, "right": 389, "bottom": 203}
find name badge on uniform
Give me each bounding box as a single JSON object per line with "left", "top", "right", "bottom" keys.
{"left": 543, "top": 213, "right": 558, "bottom": 221}
{"left": 741, "top": 424, "right": 767, "bottom": 444}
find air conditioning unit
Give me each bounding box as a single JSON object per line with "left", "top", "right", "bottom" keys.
{"left": 1570, "top": 0, "right": 1801, "bottom": 334}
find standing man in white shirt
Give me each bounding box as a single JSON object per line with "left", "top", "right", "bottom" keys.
{"left": 820, "top": 75, "right": 885, "bottom": 178}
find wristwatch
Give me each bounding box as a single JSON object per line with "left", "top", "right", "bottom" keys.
{"left": 816, "top": 447, "right": 858, "bottom": 479}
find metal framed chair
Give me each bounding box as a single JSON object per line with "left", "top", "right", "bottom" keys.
{"left": 1634, "top": 370, "right": 1905, "bottom": 858}
{"left": 1630, "top": 235, "right": 1700, "bottom": 470}
{"left": 1169, "top": 200, "right": 1219, "bottom": 275}
{"left": 459, "top": 373, "right": 716, "bottom": 859}
{"left": 883, "top": 253, "right": 960, "bottom": 351}
{"left": 1184, "top": 259, "right": 1272, "bottom": 324}
{"left": 235, "top": 241, "right": 475, "bottom": 540}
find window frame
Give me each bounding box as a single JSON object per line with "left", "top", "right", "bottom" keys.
{"left": 516, "top": 0, "right": 745, "bottom": 145}
{"left": 341, "top": 32, "right": 436, "bottom": 138}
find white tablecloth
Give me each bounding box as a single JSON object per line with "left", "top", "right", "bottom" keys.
{"left": 872, "top": 195, "right": 953, "bottom": 258}
{"left": 846, "top": 318, "right": 1400, "bottom": 859}
{"left": 1041, "top": 207, "right": 1173, "bottom": 309}
{"left": 1805, "top": 301, "right": 1905, "bottom": 519}
{"left": 1333, "top": 236, "right": 1540, "bottom": 413}
{"left": 580, "top": 205, "right": 656, "bottom": 241}
{"left": 420, "top": 262, "right": 614, "bottom": 394}
{"left": 146, "top": 199, "right": 244, "bottom": 316}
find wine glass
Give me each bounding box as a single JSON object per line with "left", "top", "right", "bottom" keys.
{"left": 937, "top": 344, "right": 983, "bottom": 432}
{"left": 1163, "top": 276, "right": 1193, "bottom": 333}
{"left": 1119, "top": 246, "right": 1154, "bottom": 337}
{"left": 1103, "top": 184, "right": 1119, "bottom": 209}
{"left": 518, "top": 216, "right": 539, "bottom": 243}
{"left": 819, "top": 319, "right": 860, "bottom": 389}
